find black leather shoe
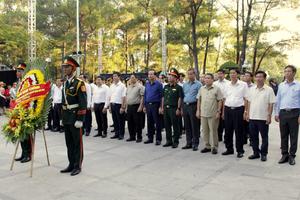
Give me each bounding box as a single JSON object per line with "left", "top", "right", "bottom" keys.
{"left": 163, "top": 143, "right": 173, "bottom": 147}
{"left": 248, "top": 154, "right": 260, "bottom": 160}
{"left": 222, "top": 150, "right": 234, "bottom": 156}
{"left": 182, "top": 145, "right": 192, "bottom": 150}
{"left": 193, "top": 146, "right": 198, "bottom": 151}
{"left": 172, "top": 143, "right": 178, "bottom": 148}
{"left": 144, "top": 140, "right": 153, "bottom": 144}
{"left": 201, "top": 148, "right": 211, "bottom": 153}
{"left": 111, "top": 129, "right": 115, "bottom": 133}
{"left": 20, "top": 157, "right": 31, "bottom": 163}
{"left": 289, "top": 156, "right": 296, "bottom": 165}
{"left": 70, "top": 168, "right": 81, "bottom": 176}
{"left": 278, "top": 155, "right": 289, "bottom": 164}
{"left": 126, "top": 138, "right": 135, "bottom": 142}
{"left": 118, "top": 137, "right": 124, "bottom": 140}
{"left": 237, "top": 152, "right": 244, "bottom": 158}
{"left": 212, "top": 149, "right": 218, "bottom": 154}
{"left": 136, "top": 138, "right": 142, "bottom": 143}
{"left": 94, "top": 133, "right": 102, "bottom": 137}
{"left": 155, "top": 141, "right": 161, "bottom": 146}
{"left": 15, "top": 156, "right": 23, "bottom": 161}
{"left": 60, "top": 166, "right": 74, "bottom": 173}
{"left": 52, "top": 128, "right": 59, "bottom": 132}
{"left": 261, "top": 155, "right": 267, "bottom": 162}
{"left": 102, "top": 134, "right": 107, "bottom": 138}
{"left": 111, "top": 135, "right": 118, "bottom": 139}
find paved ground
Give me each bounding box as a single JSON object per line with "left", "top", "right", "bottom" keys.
{"left": 1, "top": 114, "right": 300, "bottom": 200}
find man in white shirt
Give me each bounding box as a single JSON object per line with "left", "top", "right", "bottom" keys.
{"left": 92, "top": 76, "right": 109, "bottom": 138}
{"left": 245, "top": 71, "right": 275, "bottom": 162}
{"left": 214, "top": 69, "right": 229, "bottom": 142}
{"left": 52, "top": 79, "right": 63, "bottom": 132}
{"left": 109, "top": 72, "right": 127, "bottom": 140}
{"left": 222, "top": 68, "right": 248, "bottom": 158}
{"left": 79, "top": 74, "right": 92, "bottom": 136}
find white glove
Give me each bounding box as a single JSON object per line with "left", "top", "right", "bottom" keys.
{"left": 74, "top": 121, "right": 83, "bottom": 128}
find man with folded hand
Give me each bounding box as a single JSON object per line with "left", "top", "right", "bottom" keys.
{"left": 60, "top": 56, "right": 87, "bottom": 176}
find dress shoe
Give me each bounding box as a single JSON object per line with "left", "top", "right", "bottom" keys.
{"left": 261, "top": 155, "right": 267, "bottom": 162}
{"left": 93, "top": 133, "right": 102, "bottom": 137}
{"left": 15, "top": 156, "right": 23, "bottom": 161}
{"left": 144, "top": 140, "right": 153, "bottom": 144}
{"left": 20, "top": 157, "right": 31, "bottom": 163}
{"left": 59, "top": 129, "right": 64, "bottom": 133}
{"left": 222, "top": 150, "right": 234, "bottom": 156}
{"left": 45, "top": 127, "right": 52, "bottom": 131}
{"left": 102, "top": 134, "right": 107, "bottom": 138}
{"left": 248, "top": 154, "right": 260, "bottom": 160}
{"left": 289, "top": 156, "right": 296, "bottom": 165}
{"left": 193, "top": 146, "right": 198, "bottom": 151}
{"left": 52, "top": 128, "right": 59, "bottom": 132}
{"left": 118, "top": 137, "right": 124, "bottom": 140}
{"left": 201, "top": 148, "right": 211, "bottom": 153}
{"left": 172, "top": 143, "right": 178, "bottom": 148}
{"left": 182, "top": 145, "right": 192, "bottom": 150}
{"left": 60, "top": 166, "right": 74, "bottom": 173}
{"left": 212, "top": 149, "right": 218, "bottom": 154}
{"left": 126, "top": 138, "right": 136, "bottom": 142}
{"left": 85, "top": 132, "right": 90, "bottom": 136}
{"left": 111, "top": 129, "right": 115, "bottom": 133}
{"left": 136, "top": 138, "right": 142, "bottom": 143}
{"left": 70, "top": 168, "right": 81, "bottom": 176}
{"left": 110, "top": 135, "right": 119, "bottom": 139}
{"left": 237, "top": 152, "right": 244, "bottom": 158}
{"left": 155, "top": 141, "right": 161, "bottom": 146}
{"left": 278, "top": 155, "right": 289, "bottom": 164}
{"left": 163, "top": 142, "right": 173, "bottom": 147}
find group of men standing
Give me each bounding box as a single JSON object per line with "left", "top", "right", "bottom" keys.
{"left": 13, "top": 57, "right": 300, "bottom": 176}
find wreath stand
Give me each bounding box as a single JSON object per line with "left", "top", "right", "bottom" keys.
{"left": 10, "top": 128, "right": 50, "bottom": 177}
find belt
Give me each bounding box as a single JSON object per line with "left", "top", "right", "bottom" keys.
{"left": 281, "top": 108, "right": 300, "bottom": 112}
{"left": 147, "top": 102, "right": 159, "bottom": 105}
{"left": 62, "top": 104, "right": 79, "bottom": 110}
{"left": 165, "top": 105, "right": 176, "bottom": 109}
{"left": 184, "top": 102, "right": 197, "bottom": 106}
{"left": 225, "top": 106, "right": 243, "bottom": 110}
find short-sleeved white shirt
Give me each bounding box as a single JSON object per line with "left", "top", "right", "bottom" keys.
{"left": 109, "top": 81, "right": 126, "bottom": 104}
{"left": 224, "top": 80, "right": 248, "bottom": 107}
{"left": 248, "top": 85, "right": 276, "bottom": 120}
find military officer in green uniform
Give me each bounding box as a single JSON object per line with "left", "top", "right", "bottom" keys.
{"left": 161, "top": 68, "right": 183, "bottom": 148}
{"left": 14, "top": 63, "right": 32, "bottom": 163}
{"left": 60, "top": 56, "right": 87, "bottom": 176}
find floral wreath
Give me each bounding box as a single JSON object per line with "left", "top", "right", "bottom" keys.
{"left": 2, "top": 61, "right": 52, "bottom": 143}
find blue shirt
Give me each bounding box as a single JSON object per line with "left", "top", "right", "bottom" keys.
{"left": 144, "top": 80, "right": 163, "bottom": 104}
{"left": 183, "top": 80, "right": 202, "bottom": 103}
{"left": 275, "top": 80, "right": 300, "bottom": 115}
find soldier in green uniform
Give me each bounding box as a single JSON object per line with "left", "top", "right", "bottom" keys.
{"left": 60, "top": 56, "right": 87, "bottom": 176}
{"left": 161, "top": 68, "right": 183, "bottom": 148}
{"left": 14, "top": 63, "right": 32, "bottom": 163}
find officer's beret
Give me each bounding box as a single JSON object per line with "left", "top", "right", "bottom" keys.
{"left": 62, "top": 56, "right": 80, "bottom": 69}
{"left": 169, "top": 68, "right": 179, "bottom": 78}
{"left": 16, "top": 63, "right": 26, "bottom": 71}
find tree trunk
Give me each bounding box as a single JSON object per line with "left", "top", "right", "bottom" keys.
{"left": 191, "top": 14, "right": 199, "bottom": 78}
{"left": 240, "top": 0, "right": 253, "bottom": 67}
{"left": 146, "top": 21, "right": 151, "bottom": 69}
{"left": 236, "top": 0, "right": 240, "bottom": 64}
{"left": 83, "top": 33, "right": 88, "bottom": 74}
{"left": 203, "top": 0, "right": 214, "bottom": 74}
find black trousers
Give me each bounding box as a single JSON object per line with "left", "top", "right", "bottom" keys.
{"left": 83, "top": 109, "right": 92, "bottom": 134}
{"left": 20, "top": 137, "right": 32, "bottom": 158}
{"left": 53, "top": 103, "right": 62, "bottom": 130}
{"left": 47, "top": 106, "right": 54, "bottom": 129}
{"left": 279, "top": 109, "right": 300, "bottom": 157}
{"left": 249, "top": 120, "right": 269, "bottom": 155}
{"left": 224, "top": 106, "right": 244, "bottom": 153}
{"left": 94, "top": 103, "right": 108, "bottom": 135}
{"left": 146, "top": 103, "right": 162, "bottom": 142}
{"left": 111, "top": 103, "right": 125, "bottom": 138}
{"left": 64, "top": 124, "right": 83, "bottom": 169}
{"left": 183, "top": 103, "right": 200, "bottom": 147}
{"left": 127, "top": 104, "right": 143, "bottom": 140}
